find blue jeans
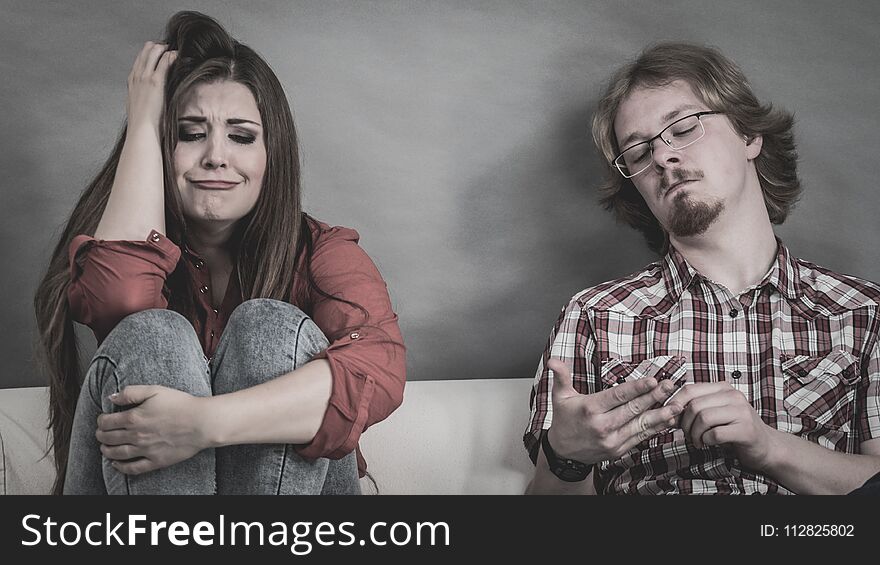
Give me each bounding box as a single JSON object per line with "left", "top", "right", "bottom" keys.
{"left": 64, "top": 299, "right": 360, "bottom": 495}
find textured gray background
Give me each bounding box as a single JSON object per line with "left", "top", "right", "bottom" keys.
{"left": 2, "top": 0, "right": 879, "bottom": 388}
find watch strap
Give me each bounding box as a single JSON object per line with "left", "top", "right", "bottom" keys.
{"left": 541, "top": 429, "right": 591, "bottom": 482}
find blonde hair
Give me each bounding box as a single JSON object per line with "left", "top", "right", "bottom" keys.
{"left": 591, "top": 42, "right": 801, "bottom": 254}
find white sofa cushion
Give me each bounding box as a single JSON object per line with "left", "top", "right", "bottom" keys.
{"left": 0, "top": 387, "right": 55, "bottom": 495}
{"left": 0, "top": 379, "right": 535, "bottom": 495}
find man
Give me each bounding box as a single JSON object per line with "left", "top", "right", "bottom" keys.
{"left": 524, "top": 43, "right": 880, "bottom": 494}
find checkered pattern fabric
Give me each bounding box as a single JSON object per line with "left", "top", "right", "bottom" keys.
{"left": 525, "top": 241, "right": 880, "bottom": 494}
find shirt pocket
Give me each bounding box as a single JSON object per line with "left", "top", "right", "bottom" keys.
{"left": 781, "top": 349, "right": 859, "bottom": 431}
{"left": 599, "top": 355, "right": 688, "bottom": 389}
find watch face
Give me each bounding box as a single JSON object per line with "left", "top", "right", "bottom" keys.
{"left": 543, "top": 431, "right": 590, "bottom": 482}
{"left": 552, "top": 464, "right": 589, "bottom": 482}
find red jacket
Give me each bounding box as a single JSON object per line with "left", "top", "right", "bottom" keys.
{"left": 68, "top": 218, "right": 406, "bottom": 476}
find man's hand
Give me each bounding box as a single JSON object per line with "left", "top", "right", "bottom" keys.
{"left": 669, "top": 382, "right": 774, "bottom": 471}
{"left": 96, "top": 385, "right": 210, "bottom": 476}
{"left": 546, "top": 359, "right": 682, "bottom": 465}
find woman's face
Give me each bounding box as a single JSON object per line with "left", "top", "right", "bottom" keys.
{"left": 173, "top": 80, "right": 267, "bottom": 231}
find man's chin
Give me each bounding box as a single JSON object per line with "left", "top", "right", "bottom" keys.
{"left": 666, "top": 194, "right": 724, "bottom": 238}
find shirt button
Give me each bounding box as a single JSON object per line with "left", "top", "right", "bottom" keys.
{"left": 150, "top": 233, "right": 161, "bottom": 242}
{"left": 210, "top": 331, "right": 215, "bottom": 338}
{"left": 731, "top": 370, "right": 742, "bottom": 379}
{"left": 729, "top": 309, "right": 738, "bottom": 318}
{"left": 200, "top": 285, "right": 209, "bottom": 294}
{"left": 212, "top": 308, "right": 219, "bottom": 314}
{"left": 195, "top": 260, "right": 205, "bottom": 269}
{"left": 350, "top": 332, "right": 361, "bottom": 340}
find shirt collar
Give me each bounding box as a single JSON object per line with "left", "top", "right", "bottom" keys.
{"left": 661, "top": 245, "right": 698, "bottom": 300}
{"left": 761, "top": 238, "right": 801, "bottom": 301}
{"left": 661, "top": 237, "right": 801, "bottom": 302}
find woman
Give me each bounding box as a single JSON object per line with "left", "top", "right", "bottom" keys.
{"left": 33, "top": 11, "right": 405, "bottom": 495}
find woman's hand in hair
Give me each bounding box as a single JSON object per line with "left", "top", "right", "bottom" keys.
{"left": 126, "top": 41, "right": 177, "bottom": 133}
{"left": 95, "top": 385, "right": 211, "bottom": 475}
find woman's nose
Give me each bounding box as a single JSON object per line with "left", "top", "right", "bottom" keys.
{"left": 201, "top": 132, "right": 228, "bottom": 169}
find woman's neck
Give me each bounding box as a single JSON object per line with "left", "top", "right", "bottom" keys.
{"left": 187, "top": 220, "right": 238, "bottom": 263}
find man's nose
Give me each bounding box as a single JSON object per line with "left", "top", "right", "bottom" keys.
{"left": 651, "top": 137, "right": 680, "bottom": 171}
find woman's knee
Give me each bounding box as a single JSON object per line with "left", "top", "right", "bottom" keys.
{"left": 88, "top": 309, "right": 208, "bottom": 397}
{"left": 211, "top": 300, "right": 328, "bottom": 393}
{"left": 98, "top": 309, "right": 200, "bottom": 358}
{"left": 223, "top": 299, "right": 328, "bottom": 358}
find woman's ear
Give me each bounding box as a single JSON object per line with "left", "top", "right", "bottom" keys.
{"left": 745, "top": 134, "right": 763, "bottom": 160}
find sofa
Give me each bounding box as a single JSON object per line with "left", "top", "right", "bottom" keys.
{"left": 0, "top": 378, "right": 535, "bottom": 495}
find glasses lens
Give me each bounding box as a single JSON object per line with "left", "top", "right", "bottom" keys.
{"left": 615, "top": 113, "right": 713, "bottom": 178}
{"left": 661, "top": 115, "right": 704, "bottom": 149}
{"left": 618, "top": 143, "right": 652, "bottom": 177}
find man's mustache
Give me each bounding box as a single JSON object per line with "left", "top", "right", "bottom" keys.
{"left": 659, "top": 168, "right": 705, "bottom": 197}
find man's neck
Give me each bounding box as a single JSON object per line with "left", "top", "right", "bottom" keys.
{"left": 669, "top": 211, "right": 778, "bottom": 296}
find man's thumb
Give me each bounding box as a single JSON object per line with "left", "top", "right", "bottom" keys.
{"left": 547, "top": 358, "right": 576, "bottom": 398}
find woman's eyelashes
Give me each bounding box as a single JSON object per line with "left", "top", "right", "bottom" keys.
{"left": 178, "top": 130, "right": 205, "bottom": 142}
{"left": 177, "top": 129, "right": 257, "bottom": 145}
{"left": 229, "top": 133, "right": 256, "bottom": 144}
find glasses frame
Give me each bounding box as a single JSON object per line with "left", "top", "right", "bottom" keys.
{"left": 613, "top": 111, "right": 723, "bottom": 178}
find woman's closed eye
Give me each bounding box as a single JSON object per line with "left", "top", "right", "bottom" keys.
{"left": 178, "top": 130, "right": 205, "bottom": 142}
{"left": 177, "top": 130, "right": 256, "bottom": 145}
{"left": 229, "top": 133, "right": 256, "bottom": 145}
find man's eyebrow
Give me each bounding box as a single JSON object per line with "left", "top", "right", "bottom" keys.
{"left": 660, "top": 104, "right": 701, "bottom": 124}
{"left": 619, "top": 104, "right": 702, "bottom": 149}
{"left": 178, "top": 116, "right": 262, "bottom": 127}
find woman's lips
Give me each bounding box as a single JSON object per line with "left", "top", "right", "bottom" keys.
{"left": 191, "top": 180, "right": 240, "bottom": 190}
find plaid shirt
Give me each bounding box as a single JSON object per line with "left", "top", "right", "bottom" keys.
{"left": 525, "top": 240, "right": 880, "bottom": 494}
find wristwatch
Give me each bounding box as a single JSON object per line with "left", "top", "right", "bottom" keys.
{"left": 541, "top": 429, "right": 591, "bottom": 482}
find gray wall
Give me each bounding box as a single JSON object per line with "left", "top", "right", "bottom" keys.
{"left": 3, "top": 0, "right": 879, "bottom": 388}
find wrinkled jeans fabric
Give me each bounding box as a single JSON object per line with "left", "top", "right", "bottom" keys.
{"left": 64, "top": 299, "right": 360, "bottom": 495}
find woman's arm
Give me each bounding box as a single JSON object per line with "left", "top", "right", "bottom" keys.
{"left": 94, "top": 42, "right": 176, "bottom": 241}
{"left": 69, "top": 43, "right": 181, "bottom": 342}
{"left": 96, "top": 361, "right": 334, "bottom": 476}
{"left": 96, "top": 225, "right": 406, "bottom": 475}
{"left": 205, "top": 227, "right": 406, "bottom": 453}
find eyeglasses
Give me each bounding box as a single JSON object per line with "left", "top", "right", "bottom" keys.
{"left": 613, "top": 111, "right": 723, "bottom": 178}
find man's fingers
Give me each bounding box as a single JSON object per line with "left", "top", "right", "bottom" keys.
{"left": 687, "top": 406, "right": 740, "bottom": 448}
{"left": 547, "top": 359, "right": 576, "bottom": 400}
{"left": 606, "top": 378, "right": 677, "bottom": 428}
{"left": 667, "top": 382, "right": 732, "bottom": 409}
{"left": 616, "top": 403, "right": 683, "bottom": 454}
{"left": 677, "top": 389, "right": 742, "bottom": 435}
{"left": 592, "top": 375, "right": 659, "bottom": 413}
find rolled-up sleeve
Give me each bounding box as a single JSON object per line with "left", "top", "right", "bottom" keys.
{"left": 859, "top": 334, "right": 880, "bottom": 444}
{"left": 524, "top": 298, "right": 597, "bottom": 465}
{"left": 67, "top": 230, "right": 181, "bottom": 343}
{"left": 295, "top": 227, "right": 406, "bottom": 464}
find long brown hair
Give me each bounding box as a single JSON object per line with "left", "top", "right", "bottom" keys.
{"left": 34, "top": 11, "right": 351, "bottom": 494}
{"left": 591, "top": 42, "right": 801, "bottom": 254}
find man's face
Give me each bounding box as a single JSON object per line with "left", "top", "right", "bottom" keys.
{"left": 613, "top": 80, "right": 762, "bottom": 239}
